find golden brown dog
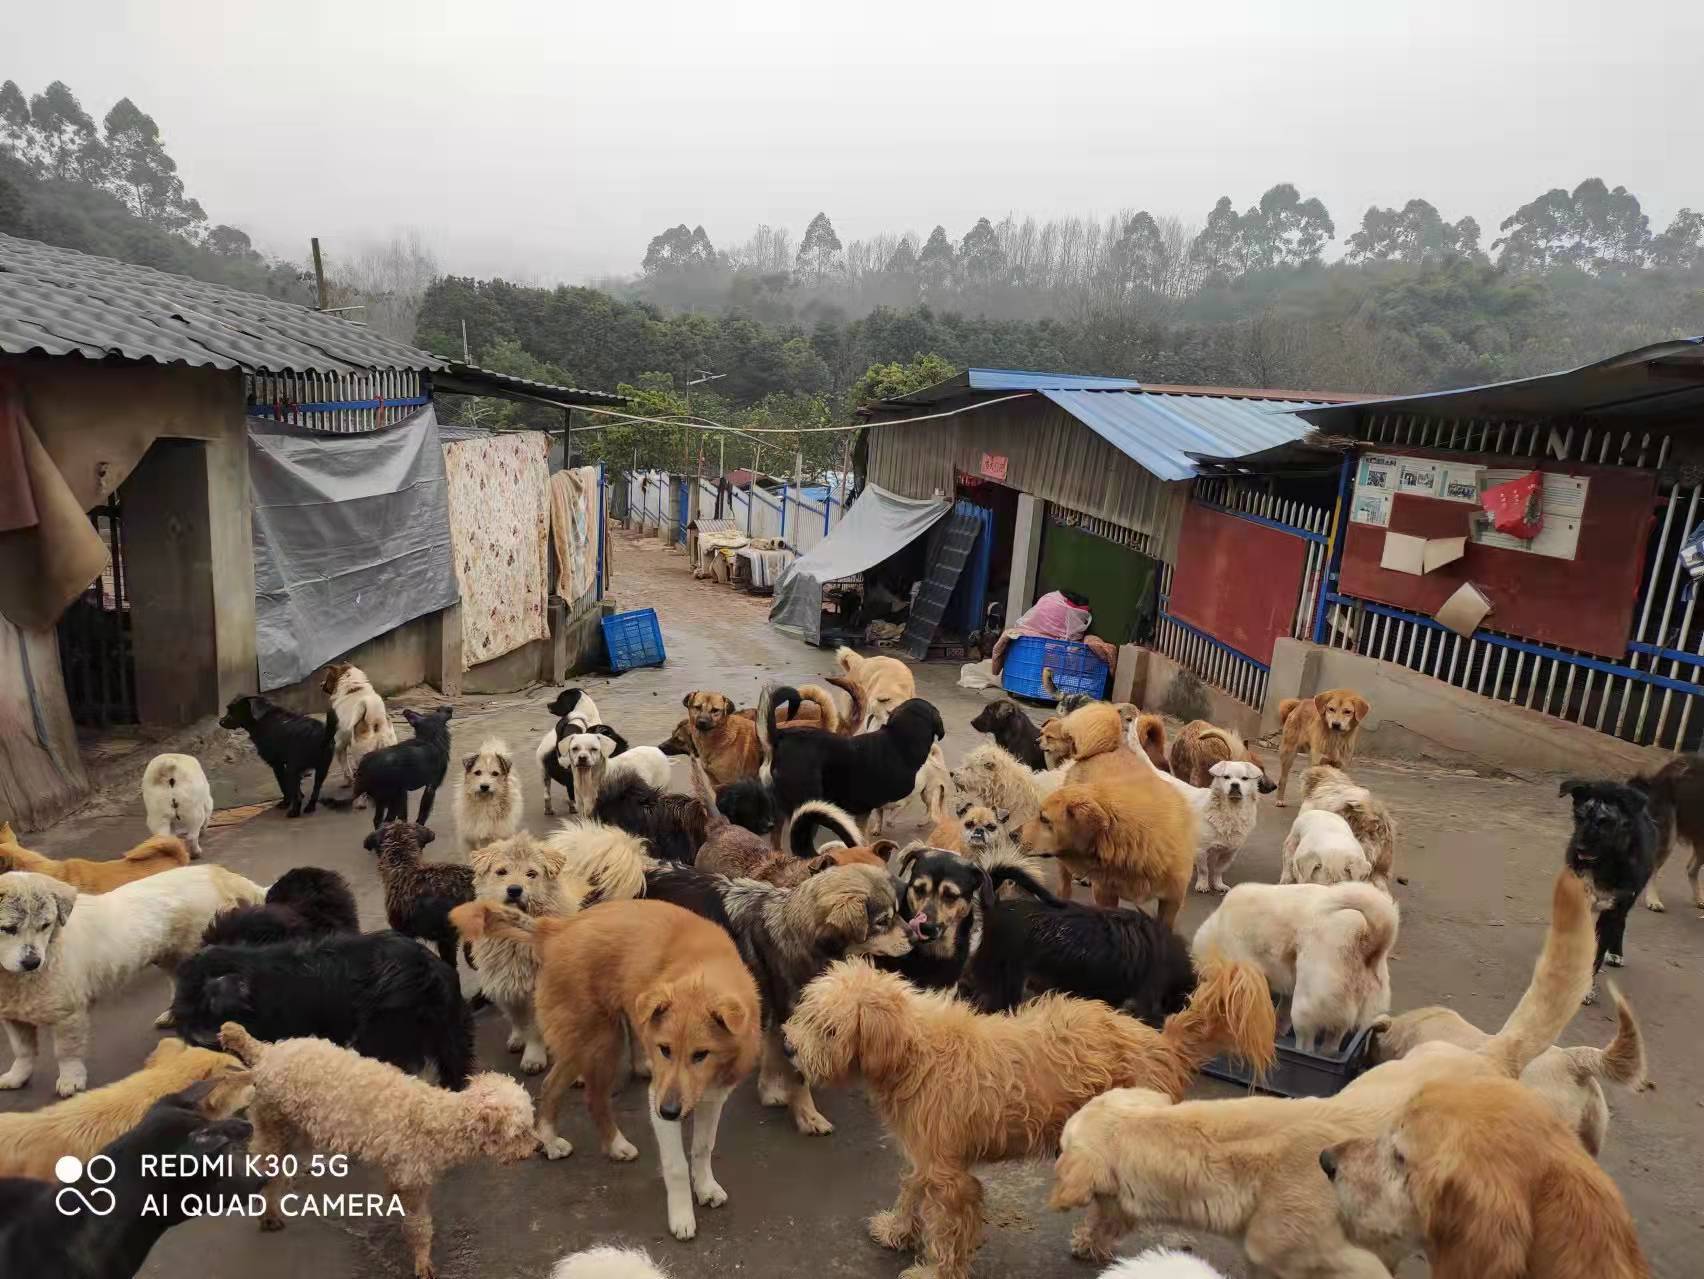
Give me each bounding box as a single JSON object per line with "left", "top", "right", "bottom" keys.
{"left": 1276, "top": 688, "right": 1371, "bottom": 805}
{"left": 1169, "top": 720, "right": 1271, "bottom": 789}
{"left": 1047, "top": 870, "right": 1597, "bottom": 1279}
{"left": 780, "top": 956, "right": 1275, "bottom": 1279}
{"left": 681, "top": 682, "right": 858, "bottom": 784}
{"left": 0, "top": 1038, "right": 251, "bottom": 1179}
{"left": 462, "top": 897, "right": 759, "bottom": 1241}
{"left": 1020, "top": 775, "right": 1196, "bottom": 926}
{"left": 1323, "top": 1074, "right": 1650, "bottom": 1278}
{"left": 0, "top": 826, "right": 190, "bottom": 894}
{"left": 836, "top": 646, "right": 916, "bottom": 729}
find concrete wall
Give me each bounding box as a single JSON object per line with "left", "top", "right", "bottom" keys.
{"left": 1262, "top": 638, "right": 1666, "bottom": 777}
{"left": 1139, "top": 647, "right": 1264, "bottom": 742}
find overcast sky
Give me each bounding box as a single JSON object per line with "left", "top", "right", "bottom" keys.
{"left": 7, "top": 0, "right": 1697, "bottom": 283}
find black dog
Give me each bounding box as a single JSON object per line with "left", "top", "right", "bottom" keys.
{"left": 219, "top": 694, "right": 336, "bottom": 817}
{"left": 965, "top": 867, "right": 1196, "bottom": 1026}
{"left": 969, "top": 699, "right": 1046, "bottom": 769}
{"left": 593, "top": 773, "right": 707, "bottom": 864}
{"left": 716, "top": 778, "right": 779, "bottom": 835}
{"left": 202, "top": 865, "right": 360, "bottom": 947}
{"left": 1628, "top": 753, "right": 1704, "bottom": 912}
{"left": 172, "top": 929, "right": 473, "bottom": 1088}
{"left": 880, "top": 845, "right": 994, "bottom": 991}
{"left": 363, "top": 821, "right": 474, "bottom": 969}
{"left": 759, "top": 685, "right": 945, "bottom": 820}
{"left": 1559, "top": 778, "right": 1659, "bottom": 1001}
{"left": 352, "top": 705, "right": 453, "bottom": 828}
{"left": 0, "top": 1081, "right": 265, "bottom": 1279}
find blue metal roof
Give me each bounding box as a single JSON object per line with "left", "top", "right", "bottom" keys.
{"left": 1042, "top": 389, "right": 1326, "bottom": 482}
{"left": 967, "top": 368, "right": 1143, "bottom": 393}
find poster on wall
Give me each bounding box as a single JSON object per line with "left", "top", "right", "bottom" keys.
{"left": 1351, "top": 453, "right": 1403, "bottom": 526}
{"left": 1397, "top": 458, "right": 1440, "bottom": 496}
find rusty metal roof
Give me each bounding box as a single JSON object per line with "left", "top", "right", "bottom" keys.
{"left": 0, "top": 232, "right": 445, "bottom": 374}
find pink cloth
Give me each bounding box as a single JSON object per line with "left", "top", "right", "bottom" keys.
{"left": 1014, "top": 591, "right": 1092, "bottom": 642}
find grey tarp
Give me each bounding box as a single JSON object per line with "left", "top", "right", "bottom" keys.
{"left": 769, "top": 483, "right": 949, "bottom": 644}
{"left": 250, "top": 406, "right": 460, "bottom": 690}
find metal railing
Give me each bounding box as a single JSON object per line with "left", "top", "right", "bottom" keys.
{"left": 245, "top": 370, "right": 428, "bottom": 432}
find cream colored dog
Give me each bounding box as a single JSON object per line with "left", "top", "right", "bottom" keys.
{"left": 0, "top": 864, "right": 264, "bottom": 1095}
{"left": 949, "top": 742, "right": 1068, "bottom": 827}
{"left": 1192, "top": 881, "right": 1398, "bottom": 1052}
{"left": 1281, "top": 809, "right": 1374, "bottom": 888}
{"left": 836, "top": 646, "right": 916, "bottom": 730}
{"left": 453, "top": 737, "right": 524, "bottom": 854}
{"left": 322, "top": 662, "right": 397, "bottom": 809}
{"left": 1299, "top": 765, "right": 1398, "bottom": 893}
{"left": 141, "top": 753, "right": 214, "bottom": 860}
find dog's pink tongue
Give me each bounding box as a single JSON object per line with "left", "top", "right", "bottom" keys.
{"left": 905, "top": 910, "right": 929, "bottom": 940}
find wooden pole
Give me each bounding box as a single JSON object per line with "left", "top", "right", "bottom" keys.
{"left": 310, "top": 237, "right": 328, "bottom": 310}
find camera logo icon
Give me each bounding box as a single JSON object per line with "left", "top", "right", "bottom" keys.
{"left": 55, "top": 1154, "right": 117, "bottom": 1217}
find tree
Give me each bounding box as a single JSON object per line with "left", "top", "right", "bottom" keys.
{"left": 1650, "top": 209, "right": 1704, "bottom": 270}
{"left": 1190, "top": 196, "right": 1248, "bottom": 280}
{"left": 1244, "top": 183, "right": 1335, "bottom": 269}
{"left": 1494, "top": 178, "right": 1651, "bottom": 273}
{"left": 917, "top": 225, "right": 955, "bottom": 293}
{"left": 846, "top": 353, "right": 956, "bottom": 408}
{"left": 326, "top": 231, "right": 441, "bottom": 342}
{"left": 884, "top": 236, "right": 918, "bottom": 274}
{"left": 1346, "top": 199, "right": 1480, "bottom": 264}
{"left": 796, "top": 211, "right": 844, "bottom": 284}
{"left": 958, "top": 217, "right": 1005, "bottom": 288}
{"left": 1111, "top": 211, "right": 1176, "bottom": 295}
{"left": 0, "top": 82, "right": 29, "bottom": 159}
{"left": 100, "top": 97, "right": 203, "bottom": 234}
{"left": 642, "top": 223, "right": 717, "bottom": 275}
{"left": 204, "top": 224, "right": 256, "bottom": 258}
{"left": 26, "top": 81, "right": 105, "bottom": 182}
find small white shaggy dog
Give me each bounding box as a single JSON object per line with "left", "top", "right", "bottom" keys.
{"left": 1131, "top": 742, "right": 1262, "bottom": 894}
{"left": 453, "top": 737, "right": 524, "bottom": 854}
{"left": 1101, "top": 1250, "right": 1230, "bottom": 1279}
{"left": 141, "top": 753, "right": 214, "bottom": 860}
{"left": 0, "top": 864, "right": 265, "bottom": 1095}
{"left": 551, "top": 1246, "right": 670, "bottom": 1279}
{"left": 949, "top": 742, "right": 1068, "bottom": 827}
{"left": 1192, "top": 881, "right": 1399, "bottom": 1053}
{"left": 561, "top": 734, "right": 672, "bottom": 815}
{"left": 322, "top": 662, "right": 397, "bottom": 809}
{"left": 1281, "top": 809, "right": 1374, "bottom": 887}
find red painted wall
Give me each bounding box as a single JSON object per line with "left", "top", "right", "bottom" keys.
{"left": 1169, "top": 504, "right": 1309, "bottom": 665}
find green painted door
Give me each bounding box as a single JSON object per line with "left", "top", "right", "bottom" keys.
{"left": 1034, "top": 519, "right": 1159, "bottom": 646}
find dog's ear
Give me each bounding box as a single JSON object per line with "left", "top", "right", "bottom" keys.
{"left": 463, "top": 753, "right": 478, "bottom": 773}
{"left": 895, "top": 843, "right": 925, "bottom": 882}
{"left": 437, "top": 705, "right": 454, "bottom": 720}
{"left": 169, "top": 1077, "right": 223, "bottom": 1110}
{"left": 207, "top": 972, "right": 250, "bottom": 1007}
{"left": 994, "top": 808, "right": 1010, "bottom": 826}
{"left": 362, "top": 829, "right": 382, "bottom": 852}
{"left": 870, "top": 839, "right": 898, "bottom": 864}
{"left": 1349, "top": 695, "right": 1370, "bottom": 722}
{"left": 1558, "top": 778, "right": 1590, "bottom": 799}
{"left": 48, "top": 878, "right": 77, "bottom": 926}
{"left": 402, "top": 708, "right": 421, "bottom": 727}
{"left": 1313, "top": 691, "right": 1335, "bottom": 716}
{"left": 634, "top": 983, "right": 672, "bottom": 1027}
{"left": 415, "top": 824, "right": 436, "bottom": 847}
{"left": 0, "top": 820, "right": 12, "bottom": 842}
{"left": 244, "top": 696, "right": 268, "bottom": 719}
{"left": 852, "top": 983, "right": 916, "bottom": 1081}
{"left": 955, "top": 799, "right": 971, "bottom": 818}
{"left": 494, "top": 753, "right": 512, "bottom": 776}
{"left": 805, "top": 853, "right": 838, "bottom": 876}
{"left": 710, "top": 995, "right": 751, "bottom": 1039}
{"left": 1257, "top": 774, "right": 1277, "bottom": 795}
{"left": 824, "top": 889, "right": 870, "bottom": 943}
{"left": 597, "top": 734, "right": 617, "bottom": 760}
{"left": 681, "top": 692, "right": 694, "bottom": 709}
{"left": 1418, "top": 1157, "right": 1534, "bottom": 1279}
{"left": 974, "top": 867, "right": 996, "bottom": 923}
{"left": 1063, "top": 794, "right": 1107, "bottom": 831}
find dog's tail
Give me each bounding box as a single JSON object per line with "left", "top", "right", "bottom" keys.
{"left": 793, "top": 684, "right": 841, "bottom": 734}
{"left": 124, "top": 835, "right": 192, "bottom": 867}
{"left": 1159, "top": 954, "right": 1277, "bottom": 1085}
{"left": 546, "top": 820, "right": 650, "bottom": 903}
{"left": 1277, "top": 697, "right": 1304, "bottom": 727}
{"left": 1042, "top": 667, "right": 1060, "bottom": 699}
{"left": 824, "top": 675, "right": 865, "bottom": 737}
{"left": 1558, "top": 981, "right": 1652, "bottom": 1093}
{"left": 757, "top": 685, "right": 801, "bottom": 769}
{"left": 987, "top": 863, "right": 1069, "bottom": 906}
{"left": 835, "top": 646, "right": 865, "bottom": 681}
{"left": 787, "top": 800, "right": 862, "bottom": 857}
{"left": 688, "top": 758, "right": 729, "bottom": 835}
{"left": 1483, "top": 870, "right": 1596, "bottom": 1078}
{"left": 217, "top": 1022, "right": 268, "bottom": 1066}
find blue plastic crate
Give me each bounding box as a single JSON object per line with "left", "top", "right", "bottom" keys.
{"left": 1000, "top": 635, "right": 1108, "bottom": 701}
{"left": 601, "top": 607, "right": 666, "bottom": 671}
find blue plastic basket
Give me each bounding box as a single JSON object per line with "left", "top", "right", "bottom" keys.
{"left": 1000, "top": 635, "right": 1108, "bottom": 701}
{"left": 601, "top": 607, "right": 666, "bottom": 671}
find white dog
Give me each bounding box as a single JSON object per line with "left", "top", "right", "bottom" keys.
{"left": 1101, "top": 1251, "right": 1230, "bottom": 1279}
{"left": 1298, "top": 765, "right": 1398, "bottom": 893}
{"left": 535, "top": 700, "right": 602, "bottom": 817}
{"left": 552, "top": 1246, "right": 670, "bottom": 1279}
{"left": 1192, "top": 881, "right": 1399, "bottom": 1053}
{"left": 0, "top": 864, "right": 265, "bottom": 1095}
{"left": 1281, "top": 809, "right": 1374, "bottom": 887}
{"left": 454, "top": 737, "right": 524, "bottom": 854}
{"left": 322, "top": 663, "right": 397, "bottom": 809}
{"left": 561, "top": 734, "right": 672, "bottom": 815}
{"left": 949, "top": 742, "right": 1068, "bottom": 827}
{"left": 1129, "top": 738, "right": 1261, "bottom": 894}
{"left": 141, "top": 753, "right": 213, "bottom": 860}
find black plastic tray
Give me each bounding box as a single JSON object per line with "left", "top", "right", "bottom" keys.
{"left": 1202, "top": 1023, "right": 1376, "bottom": 1098}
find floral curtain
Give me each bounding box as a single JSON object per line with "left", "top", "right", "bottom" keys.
{"left": 443, "top": 432, "right": 549, "bottom": 667}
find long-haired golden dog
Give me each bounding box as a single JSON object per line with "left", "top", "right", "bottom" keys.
{"left": 836, "top": 647, "right": 916, "bottom": 730}
{"left": 456, "top": 897, "right": 759, "bottom": 1241}
{"left": 781, "top": 956, "right": 1275, "bottom": 1279}
{"left": 1019, "top": 773, "right": 1196, "bottom": 926}
{"left": 0, "top": 1038, "right": 251, "bottom": 1178}
{"left": 1169, "top": 720, "right": 1272, "bottom": 790}
{"left": 1047, "top": 870, "right": 1596, "bottom": 1279}
{"left": 1275, "top": 688, "right": 1371, "bottom": 805}
{"left": 0, "top": 825, "right": 190, "bottom": 893}
{"left": 1323, "top": 1074, "right": 1650, "bottom": 1278}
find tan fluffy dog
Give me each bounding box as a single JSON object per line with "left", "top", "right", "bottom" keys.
{"left": 780, "top": 956, "right": 1275, "bottom": 1279}
{"left": 468, "top": 897, "right": 760, "bottom": 1241}
{"left": 1299, "top": 765, "right": 1398, "bottom": 892}
{"left": 1275, "top": 688, "right": 1371, "bottom": 805}
{"left": 221, "top": 1022, "right": 536, "bottom": 1279}
{"left": 0, "top": 826, "right": 189, "bottom": 894}
{"left": 1020, "top": 776, "right": 1196, "bottom": 926}
{"left": 0, "top": 1038, "right": 251, "bottom": 1179}
{"left": 1169, "top": 720, "right": 1271, "bottom": 789}
{"left": 1047, "top": 870, "right": 1596, "bottom": 1279}
{"left": 1372, "top": 981, "right": 1649, "bottom": 1158}
{"left": 837, "top": 646, "right": 916, "bottom": 730}
{"left": 1324, "top": 1074, "right": 1650, "bottom": 1278}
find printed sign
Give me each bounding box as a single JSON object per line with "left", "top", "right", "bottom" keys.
{"left": 979, "top": 452, "right": 1009, "bottom": 482}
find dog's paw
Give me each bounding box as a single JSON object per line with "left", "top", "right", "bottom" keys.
{"left": 54, "top": 1066, "right": 87, "bottom": 1098}
{"left": 606, "top": 1134, "right": 639, "bottom": 1162}
{"left": 1643, "top": 892, "right": 1665, "bottom": 913}
{"left": 869, "top": 1211, "right": 916, "bottom": 1251}
{"left": 793, "top": 1106, "right": 834, "bottom": 1136}
{"left": 1605, "top": 952, "right": 1625, "bottom": 968}
{"left": 153, "top": 1007, "right": 176, "bottom": 1029}
{"left": 897, "top": 1265, "right": 938, "bottom": 1279}
{"left": 1582, "top": 986, "right": 1599, "bottom": 1006}
{"left": 757, "top": 1080, "right": 790, "bottom": 1107}
{"left": 412, "top": 1262, "right": 436, "bottom": 1279}
{"left": 0, "top": 1064, "right": 30, "bottom": 1090}
{"left": 521, "top": 1049, "right": 548, "bottom": 1075}
{"left": 1069, "top": 1222, "right": 1115, "bottom": 1264}
{"left": 668, "top": 1204, "right": 697, "bottom": 1240}
{"left": 694, "top": 1177, "right": 728, "bottom": 1209}
{"left": 541, "top": 1136, "right": 573, "bottom": 1160}
{"left": 1192, "top": 878, "right": 1211, "bottom": 894}
{"left": 1212, "top": 880, "right": 1230, "bottom": 894}
{"left": 505, "top": 1029, "right": 524, "bottom": 1053}
{"left": 259, "top": 1213, "right": 286, "bottom": 1233}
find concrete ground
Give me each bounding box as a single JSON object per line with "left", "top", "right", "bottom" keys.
{"left": 7, "top": 529, "right": 1701, "bottom": 1279}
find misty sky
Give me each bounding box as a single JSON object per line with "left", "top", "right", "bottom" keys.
{"left": 8, "top": 0, "right": 1697, "bottom": 283}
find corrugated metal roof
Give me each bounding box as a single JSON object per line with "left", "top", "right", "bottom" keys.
{"left": 437, "top": 360, "right": 626, "bottom": 406}
{"left": 881, "top": 366, "right": 1142, "bottom": 407}
{"left": 1042, "top": 390, "right": 1326, "bottom": 482}
{"left": 1293, "top": 337, "right": 1704, "bottom": 431}
{"left": 0, "top": 231, "right": 445, "bottom": 374}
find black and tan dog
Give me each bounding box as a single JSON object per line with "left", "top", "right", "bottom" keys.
{"left": 1559, "top": 779, "right": 1658, "bottom": 1003}
{"left": 881, "top": 844, "right": 995, "bottom": 992}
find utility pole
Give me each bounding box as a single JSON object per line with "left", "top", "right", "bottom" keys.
{"left": 310, "top": 237, "right": 328, "bottom": 310}
{"left": 461, "top": 319, "right": 470, "bottom": 363}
